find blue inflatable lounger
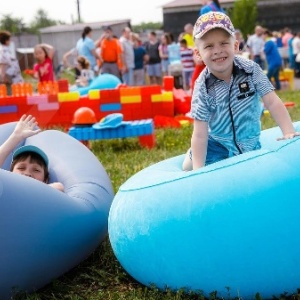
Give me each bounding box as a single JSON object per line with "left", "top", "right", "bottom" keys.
{"left": 108, "top": 121, "right": 300, "bottom": 299}
{"left": 0, "top": 121, "right": 114, "bottom": 300}
{"left": 69, "top": 113, "right": 155, "bottom": 148}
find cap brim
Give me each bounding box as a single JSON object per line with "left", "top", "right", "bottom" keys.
{"left": 13, "top": 145, "right": 49, "bottom": 167}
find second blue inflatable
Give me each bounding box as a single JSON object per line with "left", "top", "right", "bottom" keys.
{"left": 109, "top": 122, "right": 300, "bottom": 299}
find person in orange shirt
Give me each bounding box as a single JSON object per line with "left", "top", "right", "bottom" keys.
{"left": 96, "top": 26, "right": 123, "bottom": 80}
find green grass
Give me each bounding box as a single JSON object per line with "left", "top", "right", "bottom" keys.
{"left": 16, "top": 89, "right": 300, "bottom": 300}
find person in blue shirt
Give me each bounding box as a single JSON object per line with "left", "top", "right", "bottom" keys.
{"left": 182, "top": 12, "right": 300, "bottom": 171}
{"left": 76, "top": 26, "right": 99, "bottom": 73}
{"left": 263, "top": 30, "right": 283, "bottom": 90}
{"left": 199, "top": 0, "right": 225, "bottom": 15}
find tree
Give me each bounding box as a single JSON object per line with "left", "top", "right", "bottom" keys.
{"left": 29, "top": 9, "right": 61, "bottom": 33}
{"left": 132, "top": 22, "right": 163, "bottom": 33}
{"left": 0, "top": 14, "right": 25, "bottom": 35}
{"left": 228, "top": 0, "right": 257, "bottom": 40}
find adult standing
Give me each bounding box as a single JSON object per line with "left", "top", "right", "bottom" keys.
{"left": 96, "top": 26, "right": 123, "bottom": 80}
{"left": 247, "top": 26, "right": 265, "bottom": 70}
{"left": 292, "top": 32, "right": 300, "bottom": 77}
{"left": 182, "top": 23, "right": 195, "bottom": 48}
{"left": 76, "top": 26, "right": 99, "bottom": 73}
{"left": 131, "top": 33, "right": 147, "bottom": 86}
{"left": 0, "top": 30, "right": 23, "bottom": 95}
{"left": 199, "top": 0, "right": 225, "bottom": 15}
{"left": 144, "top": 31, "right": 162, "bottom": 85}
{"left": 282, "top": 27, "right": 293, "bottom": 49}
{"left": 263, "top": 30, "right": 283, "bottom": 90}
{"left": 119, "top": 27, "right": 135, "bottom": 86}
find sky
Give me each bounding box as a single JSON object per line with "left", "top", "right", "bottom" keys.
{"left": 2, "top": 0, "right": 172, "bottom": 26}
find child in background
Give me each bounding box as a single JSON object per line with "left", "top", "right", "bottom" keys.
{"left": 0, "top": 114, "right": 64, "bottom": 192}
{"left": 179, "top": 38, "right": 195, "bottom": 91}
{"left": 159, "top": 33, "right": 171, "bottom": 77}
{"left": 182, "top": 11, "right": 300, "bottom": 171}
{"left": 75, "top": 55, "right": 94, "bottom": 87}
{"left": 33, "top": 43, "right": 55, "bottom": 82}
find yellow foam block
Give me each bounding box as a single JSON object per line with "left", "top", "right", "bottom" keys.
{"left": 88, "top": 89, "right": 100, "bottom": 100}
{"left": 120, "top": 95, "right": 142, "bottom": 103}
{"left": 151, "top": 94, "right": 163, "bottom": 102}
{"left": 281, "top": 68, "right": 294, "bottom": 90}
{"left": 58, "top": 91, "right": 80, "bottom": 102}
{"left": 161, "top": 91, "right": 173, "bottom": 102}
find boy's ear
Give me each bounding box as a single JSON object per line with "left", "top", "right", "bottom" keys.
{"left": 234, "top": 39, "right": 239, "bottom": 53}
{"left": 193, "top": 48, "right": 202, "bottom": 60}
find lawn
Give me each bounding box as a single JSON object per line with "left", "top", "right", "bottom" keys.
{"left": 18, "top": 89, "right": 300, "bottom": 300}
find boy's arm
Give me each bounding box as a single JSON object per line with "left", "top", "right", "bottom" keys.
{"left": 191, "top": 119, "right": 209, "bottom": 170}
{"left": 262, "top": 91, "right": 300, "bottom": 140}
{"left": 0, "top": 115, "right": 41, "bottom": 167}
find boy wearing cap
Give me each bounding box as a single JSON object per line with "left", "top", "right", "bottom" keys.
{"left": 0, "top": 114, "right": 64, "bottom": 191}
{"left": 182, "top": 12, "right": 300, "bottom": 171}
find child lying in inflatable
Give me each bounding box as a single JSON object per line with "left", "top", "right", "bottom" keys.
{"left": 0, "top": 114, "right": 64, "bottom": 192}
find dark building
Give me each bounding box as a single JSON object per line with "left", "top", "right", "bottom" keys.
{"left": 162, "top": 0, "right": 300, "bottom": 40}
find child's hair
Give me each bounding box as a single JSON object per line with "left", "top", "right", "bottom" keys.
{"left": 10, "top": 152, "right": 49, "bottom": 182}
{"left": 264, "top": 29, "right": 273, "bottom": 38}
{"left": 161, "top": 33, "right": 172, "bottom": 45}
{"left": 82, "top": 26, "right": 92, "bottom": 40}
{"left": 77, "top": 56, "right": 90, "bottom": 69}
{"left": 34, "top": 44, "right": 49, "bottom": 59}
{"left": 180, "top": 38, "right": 188, "bottom": 46}
{"left": 0, "top": 30, "right": 11, "bottom": 45}
{"left": 166, "top": 32, "right": 175, "bottom": 43}
{"left": 212, "top": 0, "right": 222, "bottom": 9}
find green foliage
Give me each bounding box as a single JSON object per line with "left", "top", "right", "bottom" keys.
{"left": 132, "top": 22, "right": 163, "bottom": 33}
{"left": 0, "top": 14, "right": 25, "bottom": 35}
{"left": 228, "top": 0, "right": 258, "bottom": 39}
{"left": 29, "top": 9, "right": 59, "bottom": 34}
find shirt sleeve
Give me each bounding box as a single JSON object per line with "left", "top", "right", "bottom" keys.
{"left": 189, "top": 76, "right": 210, "bottom": 122}
{"left": 252, "top": 63, "right": 275, "bottom": 97}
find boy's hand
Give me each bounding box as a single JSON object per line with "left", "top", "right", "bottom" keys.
{"left": 277, "top": 132, "right": 300, "bottom": 141}
{"left": 13, "top": 114, "right": 41, "bottom": 139}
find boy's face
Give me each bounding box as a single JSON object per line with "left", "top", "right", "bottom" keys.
{"left": 194, "top": 29, "right": 239, "bottom": 80}
{"left": 12, "top": 156, "right": 47, "bottom": 182}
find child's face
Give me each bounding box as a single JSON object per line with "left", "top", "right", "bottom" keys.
{"left": 34, "top": 47, "right": 46, "bottom": 62}
{"left": 195, "top": 29, "right": 238, "bottom": 80}
{"left": 12, "top": 156, "right": 46, "bottom": 182}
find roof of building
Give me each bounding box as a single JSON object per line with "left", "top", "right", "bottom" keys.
{"left": 162, "top": 0, "right": 233, "bottom": 8}
{"left": 39, "top": 19, "right": 130, "bottom": 33}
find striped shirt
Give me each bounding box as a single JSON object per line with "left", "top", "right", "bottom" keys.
{"left": 180, "top": 47, "right": 195, "bottom": 72}
{"left": 190, "top": 55, "right": 275, "bottom": 156}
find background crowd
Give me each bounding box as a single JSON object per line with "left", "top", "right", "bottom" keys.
{"left": 1, "top": 0, "right": 300, "bottom": 96}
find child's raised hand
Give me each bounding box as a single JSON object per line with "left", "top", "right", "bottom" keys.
{"left": 277, "top": 132, "right": 300, "bottom": 141}
{"left": 13, "top": 115, "right": 41, "bottom": 139}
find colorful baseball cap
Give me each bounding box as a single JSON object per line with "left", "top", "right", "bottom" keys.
{"left": 13, "top": 145, "right": 49, "bottom": 167}
{"left": 193, "top": 11, "right": 235, "bottom": 39}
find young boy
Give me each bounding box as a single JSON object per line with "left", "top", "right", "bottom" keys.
{"left": 0, "top": 114, "right": 64, "bottom": 191}
{"left": 183, "top": 12, "right": 300, "bottom": 171}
